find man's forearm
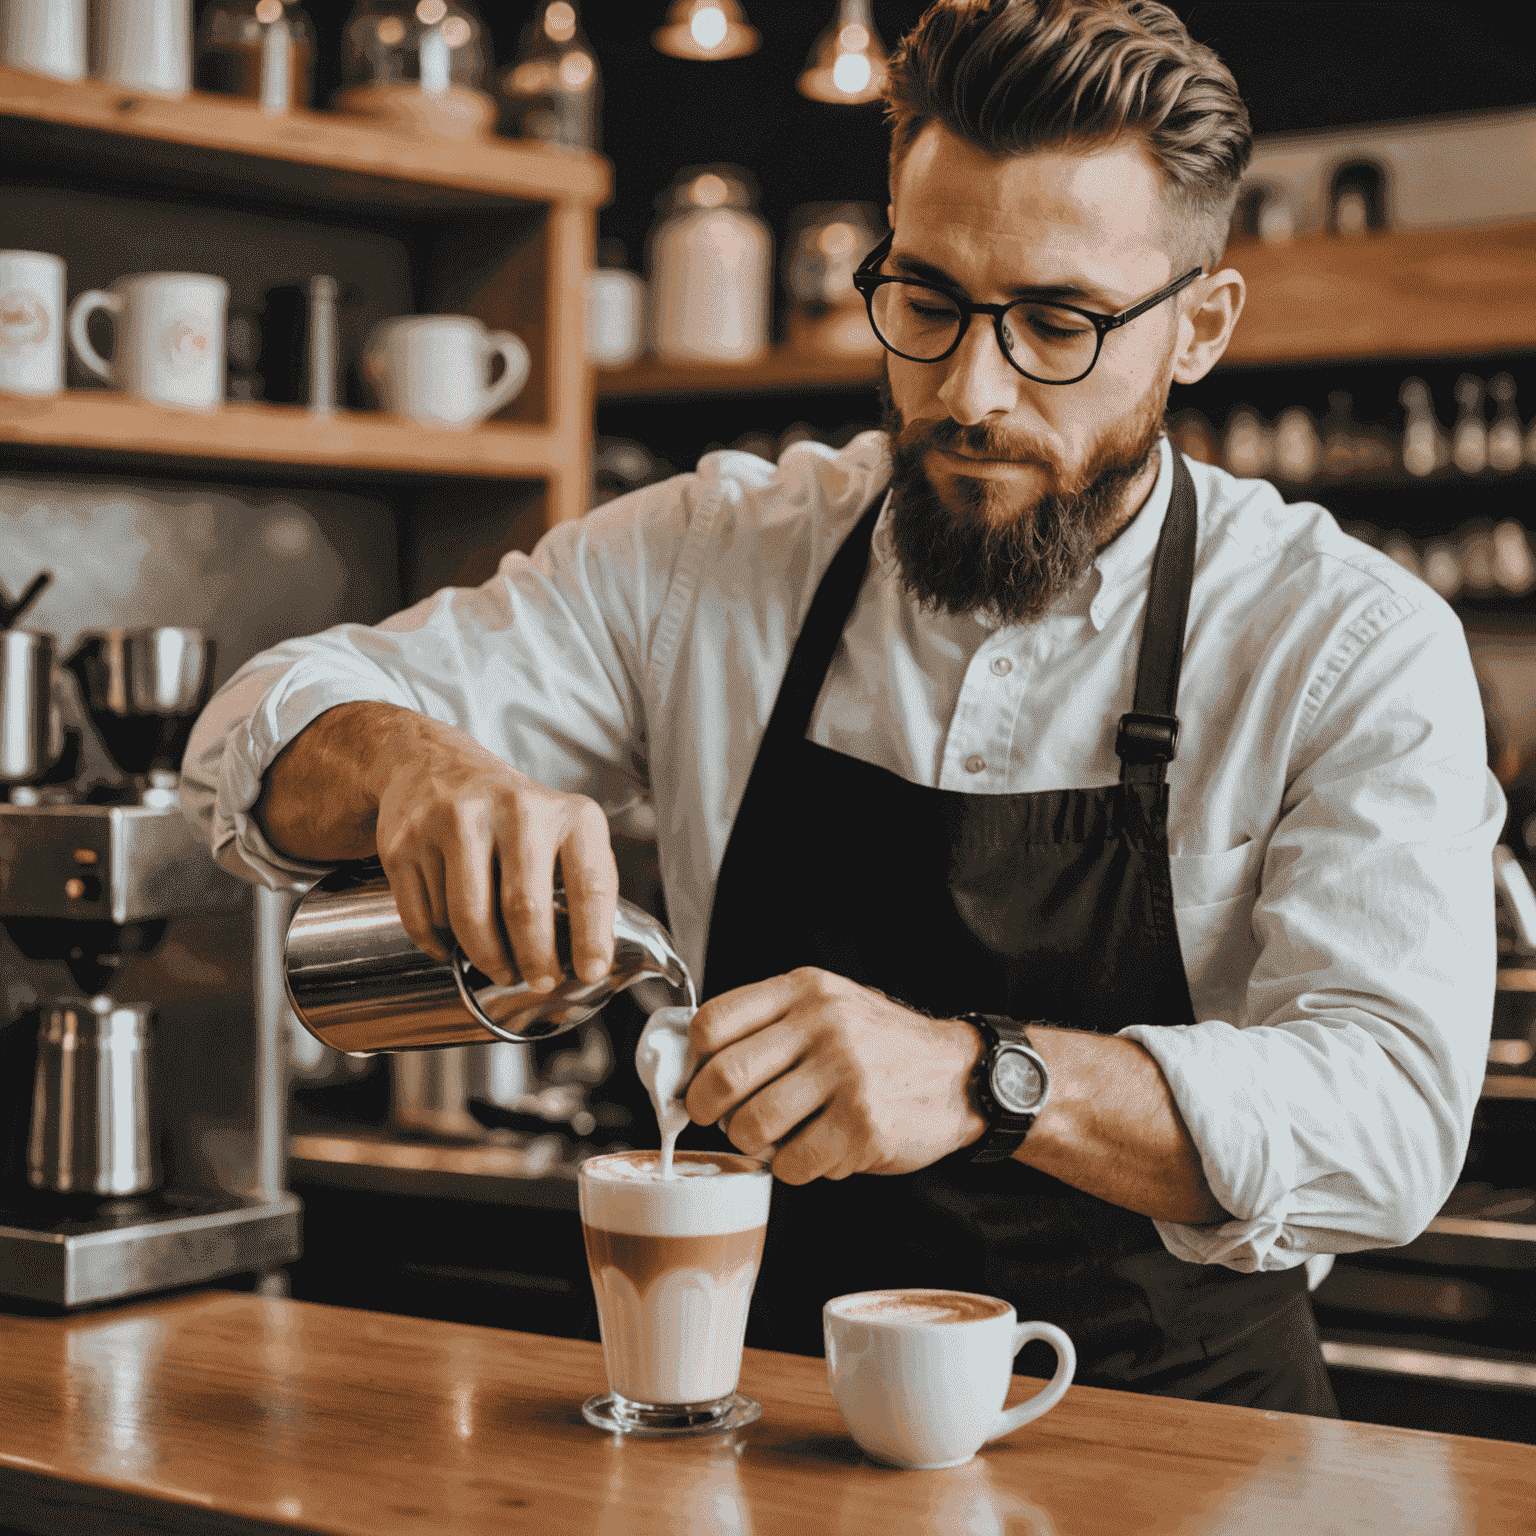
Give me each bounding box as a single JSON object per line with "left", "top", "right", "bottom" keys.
{"left": 1012, "top": 1028, "right": 1228, "bottom": 1226}
{"left": 255, "top": 701, "right": 425, "bottom": 863}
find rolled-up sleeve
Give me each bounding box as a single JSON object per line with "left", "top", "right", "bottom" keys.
{"left": 181, "top": 478, "right": 699, "bottom": 889}
{"left": 1122, "top": 593, "right": 1503, "bottom": 1272}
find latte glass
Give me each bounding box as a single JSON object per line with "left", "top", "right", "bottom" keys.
{"left": 824, "top": 1288, "right": 1076, "bottom": 1469}
{"left": 579, "top": 1149, "right": 772, "bottom": 1436}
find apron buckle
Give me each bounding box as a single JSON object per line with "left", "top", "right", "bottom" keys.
{"left": 1116, "top": 712, "right": 1181, "bottom": 764}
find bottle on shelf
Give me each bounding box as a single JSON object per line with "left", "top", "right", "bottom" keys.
{"left": 1420, "top": 539, "right": 1463, "bottom": 601}
{"left": 1380, "top": 532, "right": 1423, "bottom": 580}
{"left": 1492, "top": 520, "right": 1536, "bottom": 595}
{"left": 1399, "top": 377, "right": 1449, "bottom": 478}
{"left": 1452, "top": 373, "right": 1489, "bottom": 475}
{"left": 1273, "top": 405, "right": 1322, "bottom": 482}
{"left": 1168, "top": 408, "right": 1219, "bottom": 466}
{"left": 195, "top": 0, "right": 315, "bottom": 114}
{"left": 499, "top": 1, "right": 600, "bottom": 151}
{"left": 1487, "top": 374, "right": 1525, "bottom": 474}
{"left": 1457, "top": 520, "right": 1498, "bottom": 597}
{"left": 1221, "top": 404, "right": 1273, "bottom": 478}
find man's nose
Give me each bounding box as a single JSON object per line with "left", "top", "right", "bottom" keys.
{"left": 936, "top": 315, "right": 1026, "bottom": 425}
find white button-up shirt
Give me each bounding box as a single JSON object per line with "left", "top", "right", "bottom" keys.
{"left": 184, "top": 431, "right": 1502, "bottom": 1277}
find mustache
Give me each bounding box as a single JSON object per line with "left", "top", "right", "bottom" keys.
{"left": 896, "top": 413, "right": 1062, "bottom": 472}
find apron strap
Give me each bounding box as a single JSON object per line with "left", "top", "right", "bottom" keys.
{"left": 1117, "top": 447, "right": 1199, "bottom": 786}
{"left": 767, "top": 485, "right": 890, "bottom": 745}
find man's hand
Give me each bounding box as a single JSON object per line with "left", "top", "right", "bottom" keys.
{"left": 683, "top": 968, "right": 986, "bottom": 1184}
{"left": 257, "top": 702, "right": 619, "bottom": 990}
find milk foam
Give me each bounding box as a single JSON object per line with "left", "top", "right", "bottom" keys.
{"left": 828, "top": 1290, "right": 1008, "bottom": 1326}
{"left": 579, "top": 1151, "right": 770, "bottom": 1238}
{"left": 635, "top": 1006, "right": 695, "bottom": 1178}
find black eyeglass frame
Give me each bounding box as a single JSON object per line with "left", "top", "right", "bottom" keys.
{"left": 851, "top": 230, "right": 1204, "bottom": 386}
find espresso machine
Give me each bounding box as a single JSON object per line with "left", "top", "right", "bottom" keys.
{"left": 0, "top": 622, "right": 300, "bottom": 1309}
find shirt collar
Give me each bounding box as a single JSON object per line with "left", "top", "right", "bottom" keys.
{"left": 1086, "top": 433, "right": 1174, "bottom": 632}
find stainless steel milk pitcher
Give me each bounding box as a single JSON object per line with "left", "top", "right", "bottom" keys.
{"left": 283, "top": 862, "right": 694, "bottom": 1055}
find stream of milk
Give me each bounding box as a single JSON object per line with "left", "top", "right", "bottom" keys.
{"left": 635, "top": 1005, "right": 697, "bottom": 1179}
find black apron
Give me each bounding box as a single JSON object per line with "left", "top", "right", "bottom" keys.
{"left": 689, "top": 449, "right": 1338, "bottom": 1415}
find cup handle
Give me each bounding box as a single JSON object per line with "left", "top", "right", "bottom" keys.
{"left": 68, "top": 291, "right": 121, "bottom": 382}
{"left": 475, "top": 331, "right": 531, "bottom": 423}
{"left": 984, "top": 1321, "right": 1076, "bottom": 1443}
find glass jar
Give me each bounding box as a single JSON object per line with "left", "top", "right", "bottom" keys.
{"left": 783, "top": 201, "right": 884, "bottom": 358}
{"left": 648, "top": 166, "right": 771, "bottom": 365}
{"left": 196, "top": 0, "right": 315, "bottom": 113}
{"left": 335, "top": 0, "right": 495, "bottom": 140}
{"left": 499, "top": 1, "right": 600, "bottom": 151}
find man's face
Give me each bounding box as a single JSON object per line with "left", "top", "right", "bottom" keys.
{"left": 882, "top": 123, "right": 1185, "bottom": 622}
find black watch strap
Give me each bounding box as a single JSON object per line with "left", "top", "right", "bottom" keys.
{"left": 956, "top": 1012, "right": 1052, "bottom": 1164}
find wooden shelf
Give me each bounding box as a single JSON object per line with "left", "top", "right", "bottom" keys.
{"left": 597, "top": 224, "right": 1536, "bottom": 403}
{"left": 597, "top": 345, "right": 883, "bottom": 401}
{"left": 1223, "top": 221, "right": 1536, "bottom": 366}
{"left": 0, "top": 64, "right": 609, "bottom": 214}
{"left": 0, "top": 392, "right": 566, "bottom": 481}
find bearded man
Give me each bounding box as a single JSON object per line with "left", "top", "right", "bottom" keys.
{"left": 185, "top": 0, "right": 1499, "bottom": 1415}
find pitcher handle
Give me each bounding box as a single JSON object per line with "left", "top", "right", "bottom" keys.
{"left": 69, "top": 290, "right": 121, "bottom": 382}
{"left": 475, "top": 331, "right": 531, "bottom": 423}
{"left": 984, "top": 1321, "right": 1076, "bottom": 1442}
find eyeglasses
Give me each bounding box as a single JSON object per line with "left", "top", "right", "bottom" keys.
{"left": 851, "top": 231, "right": 1203, "bottom": 386}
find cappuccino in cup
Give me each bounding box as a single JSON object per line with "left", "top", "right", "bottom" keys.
{"left": 579, "top": 1148, "right": 771, "bottom": 1436}
{"left": 824, "top": 1288, "right": 1076, "bottom": 1470}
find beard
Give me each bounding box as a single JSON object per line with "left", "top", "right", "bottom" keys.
{"left": 880, "top": 362, "right": 1170, "bottom": 626}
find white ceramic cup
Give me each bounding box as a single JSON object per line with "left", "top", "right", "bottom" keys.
{"left": 823, "top": 1288, "right": 1076, "bottom": 1470}
{"left": 1, "top": 0, "right": 87, "bottom": 81}
{"left": 69, "top": 272, "right": 228, "bottom": 411}
{"left": 363, "top": 315, "right": 530, "bottom": 430}
{"left": 0, "top": 251, "right": 65, "bottom": 397}
{"left": 94, "top": 0, "right": 190, "bottom": 97}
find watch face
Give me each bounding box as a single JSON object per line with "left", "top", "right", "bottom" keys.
{"left": 992, "top": 1048, "right": 1044, "bottom": 1114}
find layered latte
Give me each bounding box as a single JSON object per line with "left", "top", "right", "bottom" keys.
{"left": 579, "top": 1149, "right": 771, "bottom": 1407}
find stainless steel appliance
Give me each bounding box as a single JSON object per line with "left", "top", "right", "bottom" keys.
{"left": 0, "top": 626, "right": 300, "bottom": 1309}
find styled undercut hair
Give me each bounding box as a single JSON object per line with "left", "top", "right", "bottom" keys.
{"left": 883, "top": 0, "right": 1253, "bottom": 271}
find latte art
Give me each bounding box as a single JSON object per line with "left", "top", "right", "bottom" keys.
{"left": 828, "top": 1289, "right": 1010, "bottom": 1326}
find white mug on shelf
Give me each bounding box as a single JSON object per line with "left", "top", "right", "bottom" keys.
{"left": 1, "top": 0, "right": 87, "bottom": 81}
{"left": 94, "top": 0, "right": 191, "bottom": 97}
{"left": 823, "top": 1289, "right": 1076, "bottom": 1470}
{"left": 0, "top": 250, "right": 66, "bottom": 397}
{"left": 69, "top": 272, "right": 228, "bottom": 411}
{"left": 362, "top": 315, "right": 530, "bottom": 430}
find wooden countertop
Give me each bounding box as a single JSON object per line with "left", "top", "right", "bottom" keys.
{"left": 1, "top": 1293, "right": 1532, "bottom": 1535}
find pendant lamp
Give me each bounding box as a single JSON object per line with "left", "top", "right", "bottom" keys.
{"left": 653, "top": 0, "right": 759, "bottom": 61}
{"left": 798, "top": 0, "right": 887, "bottom": 104}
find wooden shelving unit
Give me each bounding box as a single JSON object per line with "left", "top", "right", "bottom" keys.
{"left": 594, "top": 222, "right": 1536, "bottom": 403}
{"left": 1, "top": 392, "right": 565, "bottom": 481}
{"left": 0, "top": 66, "right": 610, "bottom": 542}
{"left": 598, "top": 345, "right": 884, "bottom": 402}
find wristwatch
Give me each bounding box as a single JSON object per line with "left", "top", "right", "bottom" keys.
{"left": 956, "top": 1013, "right": 1051, "bottom": 1164}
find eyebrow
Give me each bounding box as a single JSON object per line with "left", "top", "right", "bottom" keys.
{"left": 888, "top": 251, "right": 1113, "bottom": 308}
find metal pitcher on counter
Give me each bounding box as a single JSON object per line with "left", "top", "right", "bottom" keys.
{"left": 283, "top": 862, "right": 694, "bottom": 1056}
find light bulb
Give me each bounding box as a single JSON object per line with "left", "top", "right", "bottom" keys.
{"left": 416, "top": 0, "right": 448, "bottom": 25}
{"left": 559, "top": 50, "right": 593, "bottom": 89}
{"left": 691, "top": 7, "right": 728, "bottom": 49}
{"left": 832, "top": 51, "right": 871, "bottom": 94}
{"left": 545, "top": 2, "right": 577, "bottom": 43}
{"left": 441, "top": 15, "right": 470, "bottom": 47}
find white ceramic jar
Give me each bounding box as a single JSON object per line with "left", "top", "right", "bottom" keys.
{"left": 0, "top": 0, "right": 87, "bottom": 81}
{"left": 648, "top": 167, "right": 771, "bottom": 365}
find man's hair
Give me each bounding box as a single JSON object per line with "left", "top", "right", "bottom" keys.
{"left": 883, "top": 0, "right": 1252, "bottom": 271}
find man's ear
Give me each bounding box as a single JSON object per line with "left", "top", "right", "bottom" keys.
{"left": 1172, "top": 268, "right": 1246, "bottom": 386}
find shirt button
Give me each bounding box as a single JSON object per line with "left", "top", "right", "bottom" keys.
{"left": 991, "top": 656, "right": 1012, "bottom": 676}
{"left": 965, "top": 754, "right": 986, "bottom": 774}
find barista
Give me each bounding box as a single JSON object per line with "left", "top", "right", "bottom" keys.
{"left": 185, "top": 0, "right": 1499, "bottom": 1415}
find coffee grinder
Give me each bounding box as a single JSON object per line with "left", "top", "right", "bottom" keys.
{"left": 0, "top": 626, "right": 300, "bottom": 1309}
